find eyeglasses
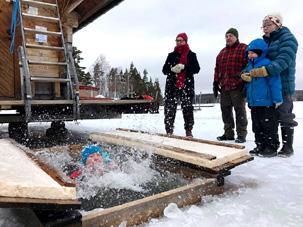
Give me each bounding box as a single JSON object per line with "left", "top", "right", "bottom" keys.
{"left": 175, "top": 39, "right": 184, "bottom": 42}
{"left": 261, "top": 23, "right": 274, "bottom": 29}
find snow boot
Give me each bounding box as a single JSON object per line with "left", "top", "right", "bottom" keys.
{"left": 185, "top": 129, "right": 193, "bottom": 137}
{"left": 258, "top": 146, "right": 277, "bottom": 158}
{"left": 249, "top": 144, "right": 265, "bottom": 156}
{"left": 235, "top": 136, "right": 246, "bottom": 143}
{"left": 166, "top": 125, "right": 174, "bottom": 136}
{"left": 278, "top": 127, "right": 294, "bottom": 157}
{"left": 217, "top": 134, "right": 234, "bottom": 141}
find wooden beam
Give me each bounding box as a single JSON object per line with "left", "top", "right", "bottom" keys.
{"left": 25, "top": 152, "right": 75, "bottom": 187}
{"left": 0, "top": 196, "right": 80, "bottom": 210}
{"left": 117, "top": 128, "right": 245, "bottom": 149}
{"left": 96, "top": 133, "right": 216, "bottom": 160}
{"left": 90, "top": 133, "right": 219, "bottom": 170}
{"left": 82, "top": 178, "right": 223, "bottom": 227}
{"left": 78, "top": 1, "right": 107, "bottom": 24}
{"left": 66, "top": 0, "right": 85, "bottom": 13}
{"left": 0, "top": 139, "right": 77, "bottom": 200}
{"left": 89, "top": 131, "right": 250, "bottom": 170}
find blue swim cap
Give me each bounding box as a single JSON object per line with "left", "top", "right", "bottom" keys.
{"left": 80, "top": 144, "right": 111, "bottom": 164}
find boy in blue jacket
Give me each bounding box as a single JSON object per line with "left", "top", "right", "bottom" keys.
{"left": 241, "top": 38, "right": 282, "bottom": 157}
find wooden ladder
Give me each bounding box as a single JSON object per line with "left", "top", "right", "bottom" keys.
{"left": 18, "top": 0, "right": 79, "bottom": 121}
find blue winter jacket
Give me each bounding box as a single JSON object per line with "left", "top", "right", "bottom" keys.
{"left": 244, "top": 38, "right": 283, "bottom": 107}
{"left": 263, "top": 27, "right": 298, "bottom": 96}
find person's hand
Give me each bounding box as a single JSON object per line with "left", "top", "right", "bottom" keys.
{"left": 250, "top": 66, "right": 268, "bottom": 77}
{"left": 176, "top": 64, "right": 185, "bottom": 70}
{"left": 275, "top": 102, "right": 283, "bottom": 109}
{"left": 213, "top": 81, "right": 221, "bottom": 98}
{"left": 171, "top": 64, "right": 184, "bottom": 74}
{"left": 241, "top": 73, "right": 252, "bottom": 82}
{"left": 171, "top": 65, "right": 180, "bottom": 73}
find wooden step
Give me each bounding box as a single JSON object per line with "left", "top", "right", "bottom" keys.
{"left": 28, "top": 60, "right": 67, "bottom": 66}
{"left": 26, "top": 43, "right": 64, "bottom": 51}
{"left": 22, "top": 13, "right": 59, "bottom": 22}
{"left": 24, "top": 28, "right": 62, "bottom": 36}
{"left": 21, "top": 0, "right": 57, "bottom": 9}
{"left": 31, "top": 77, "right": 71, "bottom": 83}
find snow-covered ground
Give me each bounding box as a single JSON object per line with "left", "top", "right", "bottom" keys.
{"left": 66, "top": 102, "right": 303, "bottom": 227}
{"left": 1, "top": 102, "right": 302, "bottom": 226}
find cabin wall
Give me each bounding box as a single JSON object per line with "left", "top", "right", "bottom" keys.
{"left": 0, "top": 0, "right": 21, "bottom": 99}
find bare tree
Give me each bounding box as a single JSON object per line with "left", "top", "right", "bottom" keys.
{"left": 90, "top": 55, "right": 110, "bottom": 96}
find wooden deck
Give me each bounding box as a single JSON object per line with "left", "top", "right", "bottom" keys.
{"left": 0, "top": 99, "right": 152, "bottom": 106}
{"left": 89, "top": 129, "right": 252, "bottom": 171}
{"left": 0, "top": 139, "right": 79, "bottom": 209}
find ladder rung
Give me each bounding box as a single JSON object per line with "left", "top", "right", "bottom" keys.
{"left": 22, "top": 0, "right": 57, "bottom": 9}
{"left": 31, "top": 77, "right": 71, "bottom": 83}
{"left": 24, "top": 28, "right": 62, "bottom": 36}
{"left": 28, "top": 60, "right": 68, "bottom": 66}
{"left": 22, "top": 13, "right": 59, "bottom": 22}
{"left": 26, "top": 44, "right": 64, "bottom": 51}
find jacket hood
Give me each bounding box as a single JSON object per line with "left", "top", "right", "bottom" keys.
{"left": 246, "top": 38, "right": 268, "bottom": 59}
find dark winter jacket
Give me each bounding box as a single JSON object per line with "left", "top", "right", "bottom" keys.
{"left": 214, "top": 41, "right": 247, "bottom": 91}
{"left": 162, "top": 50, "right": 200, "bottom": 97}
{"left": 263, "top": 27, "right": 298, "bottom": 96}
{"left": 244, "top": 38, "right": 282, "bottom": 107}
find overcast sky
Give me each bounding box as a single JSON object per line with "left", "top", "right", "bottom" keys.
{"left": 73, "top": 0, "right": 302, "bottom": 94}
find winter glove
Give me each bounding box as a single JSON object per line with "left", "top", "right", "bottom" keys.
{"left": 213, "top": 81, "right": 221, "bottom": 98}
{"left": 241, "top": 73, "right": 252, "bottom": 82}
{"left": 177, "top": 63, "right": 185, "bottom": 70}
{"left": 171, "top": 64, "right": 185, "bottom": 74}
{"left": 249, "top": 66, "right": 268, "bottom": 77}
{"left": 275, "top": 102, "right": 283, "bottom": 109}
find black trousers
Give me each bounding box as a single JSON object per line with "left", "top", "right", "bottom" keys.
{"left": 277, "top": 95, "right": 298, "bottom": 128}
{"left": 164, "top": 88, "right": 194, "bottom": 133}
{"left": 251, "top": 106, "right": 279, "bottom": 149}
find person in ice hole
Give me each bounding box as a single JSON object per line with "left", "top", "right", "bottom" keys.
{"left": 69, "top": 144, "right": 117, "bottom": 179}
{"left": 162, "top": 32, "right": 200, "bottom": 137}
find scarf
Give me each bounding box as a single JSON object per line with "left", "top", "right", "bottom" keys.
{"left": 174, "top": 44, "right": 190, "bottom": 89}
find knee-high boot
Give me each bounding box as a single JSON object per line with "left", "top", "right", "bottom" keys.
{"left": 278, "top": 127, "right": 294, "bottom": 157}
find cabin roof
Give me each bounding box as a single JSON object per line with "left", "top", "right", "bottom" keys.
{"left": 69, "top": 0, "right": 125, "bottom": 32}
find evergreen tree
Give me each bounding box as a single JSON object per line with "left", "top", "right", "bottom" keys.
{"left": 128, "top": 62, "right": 141, "bottom": 97}
{"left": 154, "top": 78, "right": 163, "bottom": 104}
{"left": 72, "top": 46, "right": 92, "bottom": 85}
{"left": 141, "top": 69, "right": 149, "bottom": 94}
{"left": 107, "top": 67, "right": 118, "bottom": 98}
{"left": 123, "top": 69, "right": 130, "bottom": 97}
{"left": 117, "top": 69, "right": 124, "bottom": 98}
{"left": 146, "top": 77, "right": 155, "bottom": 96}
{"left": 82, "top": 72, "right": 93, "bottom": 85}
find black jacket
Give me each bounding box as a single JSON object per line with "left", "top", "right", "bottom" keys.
{"left": 162, "top": 50, "right": 200, "bottom": 97}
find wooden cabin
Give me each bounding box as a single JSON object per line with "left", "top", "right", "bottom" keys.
{"left": 0, "top": 0, "right": 153, "bottom": 136}
{"left": 0, "top": 0, "right": 123, "bottom": 100}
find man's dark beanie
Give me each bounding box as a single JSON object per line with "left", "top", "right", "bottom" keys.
{"left": 226, "top": 28, "right": 239, "bottom": 39}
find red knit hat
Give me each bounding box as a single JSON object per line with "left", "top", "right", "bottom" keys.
{"left": 176, "top": 33, "right": 188, "bottom": 43}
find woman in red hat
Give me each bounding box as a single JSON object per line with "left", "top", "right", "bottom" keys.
{"left": 162, "top": 33, "right": 200, "bottom": 137}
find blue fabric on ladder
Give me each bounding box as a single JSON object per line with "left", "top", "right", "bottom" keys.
{"left": 10, "top": 0, "right": 20, "bottom": 53}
